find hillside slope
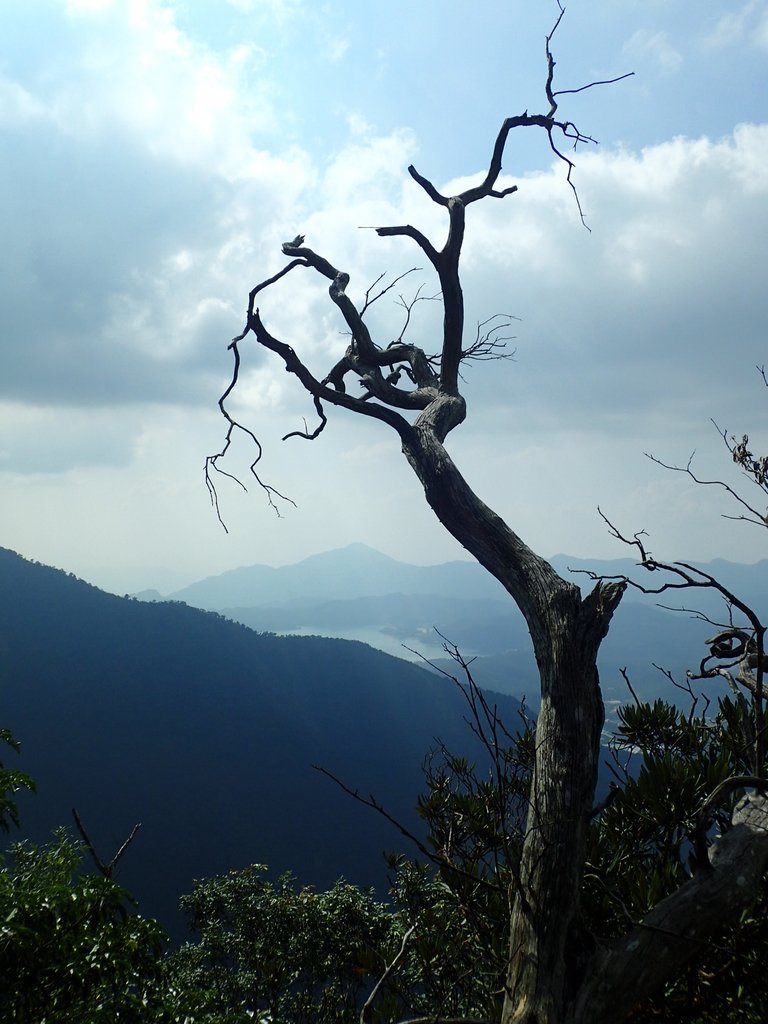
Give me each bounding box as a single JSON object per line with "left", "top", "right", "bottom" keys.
{"left": 0, "top": 548, "right": 519, "bottom": 940}
{"left": 164, "top": 546, "right": 762, "bottom": 704}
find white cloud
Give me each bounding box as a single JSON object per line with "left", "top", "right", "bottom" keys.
{"left": 447, "top": 125, "right": 768, "bottom": 447}
{"left": 320, "top": 127, "right": 417, "bottom": 205}
{"left": 326, "top": 36, "right": 350, "bottom": 62}
{"left": 0, "top": 1, "right": 322, "bottom": 416}
{"left": 2, "top": 1, "right": 767, "bottom": 584}
{"left": 623, "top": 29, "right": 683, "bottom": 72}
{"left": 0, "top": 75, "right": 48, "bottom": 125}
{"left": 33, "top": 0, "right": 296, "bottom": 184}
{"left": 703, "top": 0, "right": 768, "bottom": 50}
{"left": 224, "top": 0, "right": 302, "bottom": 15}
{"left": 65, "top": 0, "right": 114, "bottom": 12}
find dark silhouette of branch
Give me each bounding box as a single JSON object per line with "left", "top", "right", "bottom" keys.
{"left": 462, "top": 313, "right": 519, "bottom": 364}
{"left": 373, "top": 222, "right": 442, "bottom": 267}
{"left": 593, "top": 507, "right": 767, "bottom": 778}
{"left": 312, "top": 764, "right": 503, "bottom": 896}
{"left": 553, "top": 72, "right": 635, "bottom": 99}
{"left": 208, "top": 0, "right": 632, "bottom": 522}
{"left": 72, "top": 808, "right": 141, "bottom": 880}
{"left": 646, "top": 449, "right": 767, "bottom": 529}
{"left": 204, "top": 336, "right": 297, "bottom": 528}
{"left": 618, "top": 666, "right": 641, "bottom": 708}
{"left": 360, "top": 267, "right": 422, "bottom": 317}
{"left": 360, "top": 924, "right": 416, "bottom": 1024}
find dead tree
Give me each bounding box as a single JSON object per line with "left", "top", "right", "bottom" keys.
{"left": 575, "top": 514, "right": 768, "bottom": 1020}
{"left": 206, "top": 8, "right": 767, "bottom": 1024}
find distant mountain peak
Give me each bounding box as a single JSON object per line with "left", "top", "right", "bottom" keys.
{"left": 167, "top": 544, "right": 502, "bottom": 611}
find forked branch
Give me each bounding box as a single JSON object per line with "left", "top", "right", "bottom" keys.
{"left": 646, "top": 449, "right": 767, "bottom": 529}
{"left": 72, "top": 808, "right": 141, "bottom": 880}
{"left": 593, "top": 507, "right": 767, "bottom": 777}
{"left": 207, "top": 3, "right": 631, "bottom": 524}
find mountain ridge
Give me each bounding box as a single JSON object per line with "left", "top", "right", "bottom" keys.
{"left": 165, "top": 542, "right": 508, "bottom": 608}
{"left": 158, "top": 546, "right": 764, "bottom": 705}
{"left": 3, "top": 543, "right": 759, "bottom": 940}
{"left": 165, "top": 543, "right": 767, "bottom": 614}
{"left": 0, "top": 546, "right": 520, "bottom": 942}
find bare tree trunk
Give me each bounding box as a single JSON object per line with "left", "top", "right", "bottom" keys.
{"left": 573, "top": 792, "right": 768, "bottom": 1024}
{"left": 501, "top": 648, "right": 607, "bottom": 1024}
{"left": 401, "top": 419, "right": 625, "bottom": 1024}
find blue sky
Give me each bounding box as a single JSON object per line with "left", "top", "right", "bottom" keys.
{"left": 1, "top": 0, "right": 767, "bottom": 593}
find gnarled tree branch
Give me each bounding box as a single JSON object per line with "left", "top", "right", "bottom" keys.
{"left": 574, "top": 793, "right": 768, "bottom": 1023}
{"left": 205, "top": 7, "right": 649, "bottom": 1022}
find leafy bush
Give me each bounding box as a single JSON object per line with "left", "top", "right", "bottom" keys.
{"left": 165, "top": 867, "right": 394, "bottom": 1024}
{"left": 0, "top": 829, "right": 168, "bottom": 1023}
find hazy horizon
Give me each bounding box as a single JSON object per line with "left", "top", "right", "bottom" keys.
{"left": 2, "top": 2, "right": 766, "bottom": 595}
{"left": 5, "top": 538, "right": 766, "bottom": 602}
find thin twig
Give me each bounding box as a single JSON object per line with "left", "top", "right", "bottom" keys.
{"left": 71, "top": 809, "right": 141, "bottom": 880}
{"left": 360, "top": 925, "right": 416, "bottom": 1024}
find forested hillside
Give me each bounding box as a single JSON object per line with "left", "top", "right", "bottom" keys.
{"left": 0, "top": 547, "right": 519, "bottom": 939}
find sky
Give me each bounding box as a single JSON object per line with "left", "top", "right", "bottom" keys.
{"left": 1, "top": 0, "right": 768, "bottom": 595}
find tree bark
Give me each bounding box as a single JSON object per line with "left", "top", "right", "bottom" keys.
{"left": 572, "top": 793, "right": 768, "bottom": 1024}
{"left": 400, "top": 417, "right": 625, "bottom": 1024}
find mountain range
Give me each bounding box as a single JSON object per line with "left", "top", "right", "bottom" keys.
{"left": 0, "top": 547, "right": 520, "bottom": 942}
{"left": 161, "top": 543, "right": 766, "bottom": 709}
{"left": 2, "top": 542, "right": 763, "bottom": 941}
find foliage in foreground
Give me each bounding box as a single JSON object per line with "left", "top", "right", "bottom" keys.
{"left": 0, "top": 828, "right": 168, "bottom": 1023}
{"left": 0, "top": 726, "right": 35, "bottom": 833}
{"left": 587, "top": 694, "right": 768, "bottom": 1022}
{"left": 1, "top": 679, "right": 766, "bottom": 1023}
{"left": 160, "top": 685, "right": 767, "bottom": 1024}
{"left": 165, "top": 868, "right": 393, "bottom": 1024}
